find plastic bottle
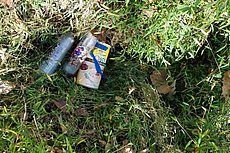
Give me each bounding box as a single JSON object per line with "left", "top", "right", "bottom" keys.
{"left": 39, "top": 35, "right": 75, "bottom": 75}
{"left": 63, "top": 32, "right": 97, "bottom": 76}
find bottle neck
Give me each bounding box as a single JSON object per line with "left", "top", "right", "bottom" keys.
{"left": 83, "top": 39, "right": 97, "bottom": 52}
{"left": 78, "top": 32, "right": 97, "bottom": 52}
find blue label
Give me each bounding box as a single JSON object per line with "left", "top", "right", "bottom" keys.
{"left": 95, "top": 42, "right": 108, "bottom": 51}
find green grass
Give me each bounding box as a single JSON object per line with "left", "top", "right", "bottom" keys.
{"left": 1, "top": 0, "right": 230, "bottom": 152}
{"left": 170, "top": 59, "right": 229, "bottom": 152}
{"left": 98, "top": 0, "right": 230, "bottom": 65}
{"left": 1, "top": 60, "right": 175, "bottom": 152}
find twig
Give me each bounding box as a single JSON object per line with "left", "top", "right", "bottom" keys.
{"left": 33, "top": 115, "right": 39, "bottom": 130}
{"left": 174, "top": 117, "right": 194, "bottom": 142}
{"left": 23, "top": 103, "right": 27, "bottom": 121}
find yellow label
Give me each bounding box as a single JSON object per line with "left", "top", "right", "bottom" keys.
{"left": 76, "top": 41, "right": 110, "bottom": 89}
{"left": 86, "top": 42, "right": 111, "bottom": 64}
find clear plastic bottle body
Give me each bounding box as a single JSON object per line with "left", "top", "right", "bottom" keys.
{"left": 63, "top": 32, "right": 97, "bottom": 76}
{"left": 39, "top": 35, "right": 74, "bottom": 75}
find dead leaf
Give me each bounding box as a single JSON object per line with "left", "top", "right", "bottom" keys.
{"left": 0, "top": 0, "right": 14, "bottom": 8}
{"left": 150, "top": 70, "right": 167, "bottom": 86}
{"left": 150, "top": 70, "right": 176, "bottom": 95}
{"left": 54, "top": 100, "right": 67, "bottom": 113}
{"left": 105, "top": 142, "right": 111, "bottom": 152}
{"left": 222, "top": 70, "right": 230, "bottom": 99}
{"left": 118, "top": 140, "right": 133, "bottom": 153}
{"left": 50, "top": 147, "right": 62, "bottom": 153}
{"left": 75, "top": 107, "right": 88, "bottom": 116}
{"left": 99, "top": 140, "right": 107, "bottom": 145}
{"left": 140, "top": 64, "right": 149, "bottom": 72}
{"left": 0, "top": 80, "right": 16, "bottom": 94}
{"left": 156, "top": 84, "right": 172, "bottom": 94}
